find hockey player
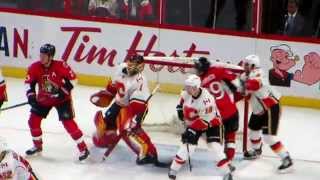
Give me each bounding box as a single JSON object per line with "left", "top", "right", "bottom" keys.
{"left": 0, "top": 69, "right": 8, "bottom": 109}
{"left": 192, "top": 57, "right": 240, "bottom": 164}
{"left": 0, "top": 137, "right": 38, "bottom": 180}
{"left": 240, "top": 54, "right": 293, "bottom": 172}
{"left": 24, "top": 44, "right": 89, "bottom": 161}
{"left": 91, "top": 54, "right": 161, "bottom": 166}
{"left": 169, "top": 75, "right": 233, "bottom": 180}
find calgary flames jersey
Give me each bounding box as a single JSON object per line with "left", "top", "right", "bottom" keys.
{"left": 113, "top": 63, "right": 150, "bottom": 107}
{"left": 241, "top": 68, "right": 281, "bottom": 115}
{"left": 0, "top": 150, "right": 35, "bottom": 180}
{"left": 179, "top": 88, "right": 220, "bottom": 131}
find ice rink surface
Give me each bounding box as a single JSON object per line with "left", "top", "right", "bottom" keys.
{"left": 1, "top": 78, "right": 320, "bottom": 180}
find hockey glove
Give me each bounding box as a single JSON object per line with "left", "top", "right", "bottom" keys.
{"left": 209, "top": 117, "right": 222, "bottom": 128}
{"left": 181, "top": 128, "right": 198, "bottom": 145}
{"left": 176, "top": 104, "right": 184, "bottom": 121}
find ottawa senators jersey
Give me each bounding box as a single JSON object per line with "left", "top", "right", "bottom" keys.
{"left": 25, "top": 60, "right": 76, "bottom": 107}
{"left": 113, "top": 63, "right": 150, "bottom": 107}
{"left": 0, "top": 150, "right": 35, "bottom": 180}
{"left": 199, "top": 67, "right": 239, "bottom": 120}
{"left": 179, "top": 88, "right": 219, "bottom": 128}
{"left": 0, "top": 69, "right": 7, "bottom": 102}
{"left": 240, "top": 68, "right": 281, "bottom": 115}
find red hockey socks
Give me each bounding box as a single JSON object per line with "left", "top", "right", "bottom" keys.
{"left": 62, "top": 119, "right": 87, "bottom": 153}
{"left": 28, "top": 113, "right": 43, "bottom": 148}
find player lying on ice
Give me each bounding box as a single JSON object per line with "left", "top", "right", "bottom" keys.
{"left": 168, "top": 75, "right": 234, "bottom": 180}
{"left": 237, "top": 54, "right": 293, "bottom": 173}
{"left": 0, "top": 137, "right": 38, "bottom": 180}
{"left": 90, "top": 54, "right": 167, "bottom": 167}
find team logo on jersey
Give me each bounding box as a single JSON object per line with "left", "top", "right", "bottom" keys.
{"left": 183, "top": 106, "right": 199, "bottom": 120}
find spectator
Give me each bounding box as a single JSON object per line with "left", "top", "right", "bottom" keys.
{"left": 206, "top": 0, "right": 250, "bottom": 31}
{"left": 279, "top": 0, "right": 305, "bottom": 37}
{"left": 88, "top": 0, "right": 119, "bottom": 17}
{"left": 70, "top": 0, "right": 89, "bottom": 16}
{"left": 120, "top": 0, "right": 154, "bottom": 22}
{"left": 313, "top": 4, "right": 320, "bottom": 38}
{"left": 17, "top": 0, "right": 64, "bottom": 12}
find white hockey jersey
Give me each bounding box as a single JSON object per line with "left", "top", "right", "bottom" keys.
{"left": 179, "top": 88, "right": 220, "bottom": 130}
{"left": 240, "top": 68, "right": 281, "bottom": 115}
{"left": 0, "top": 150, "right": 34, "bottom": 180}
{"left": 113, "top": 63, "right": 150, "bottom": 107}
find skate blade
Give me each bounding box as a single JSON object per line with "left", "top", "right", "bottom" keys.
{"left": 25, "top": 151, "right": 42, "bottom": 158}
{"left": 277, "top": 166, "right": 294, "bottom": 174}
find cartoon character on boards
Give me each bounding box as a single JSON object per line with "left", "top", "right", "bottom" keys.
{"left": 268, "top": 44, "right": 298, "bottom": 87}
{"left": 269, "top": 44, "right": 320, "bottom": 87}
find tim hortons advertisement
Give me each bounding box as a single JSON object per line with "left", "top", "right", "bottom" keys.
{"left": 0, "top": 12, "right": 319, "bottom": 98}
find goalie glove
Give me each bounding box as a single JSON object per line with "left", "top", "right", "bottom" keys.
{"left": 90, "top": 90, "right": 115, "bottom": 107}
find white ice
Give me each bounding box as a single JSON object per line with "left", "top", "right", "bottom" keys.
{"left": 1, "top": 78, "right": 320, "bottom": 180}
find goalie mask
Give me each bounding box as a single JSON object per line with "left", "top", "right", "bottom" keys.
{"left": 126, "top": 55, "right": 145, "bottom": 76}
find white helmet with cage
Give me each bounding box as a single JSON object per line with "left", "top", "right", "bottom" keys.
{"left": 244, "top": 54, "right": 260, "bottom": 68}
{"left": 185, "top": 74, "right": 201, "bottom": 88}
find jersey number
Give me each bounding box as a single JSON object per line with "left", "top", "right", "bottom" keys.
{"left": 208, "top": 81, "right": 224, "bottom": 100}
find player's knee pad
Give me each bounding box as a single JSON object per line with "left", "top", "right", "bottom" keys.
{"left": 263, "top": 135, "right": 278, "bottom": 145}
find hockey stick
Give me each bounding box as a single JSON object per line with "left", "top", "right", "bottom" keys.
{"left": 30, "top": 170, "right": 40, "bottom": 180}
{"left": 104, "top": 84, "right": 161, "bottom": 158}
{"left": 243, "top": 99, "right": 249, "bottom": 153}
{"left": 186, "top": 143, "right": 192, "bottom": 172}
{"left": 0, "top": 102, "right": 28, "bottom": 111}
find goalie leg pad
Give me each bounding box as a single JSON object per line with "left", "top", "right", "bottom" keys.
{"left": 94, "top": 111, "right": 106, "bottom": 138}
{"left": 126, "top": 128, "right": 158, "bottom": 159}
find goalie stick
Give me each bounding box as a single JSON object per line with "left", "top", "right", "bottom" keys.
{"left": 103, "top": 84, "right": 162, "bottom": 162}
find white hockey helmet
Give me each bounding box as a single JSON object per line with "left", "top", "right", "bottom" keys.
{"left": 244, "top": 54, "right": 260, "bottom": 68}
{"left": 185, "top": 74, "right": 201, "bottom": 88}
{"left": 0, "top": 137, "right": 8, "bottom": 152}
